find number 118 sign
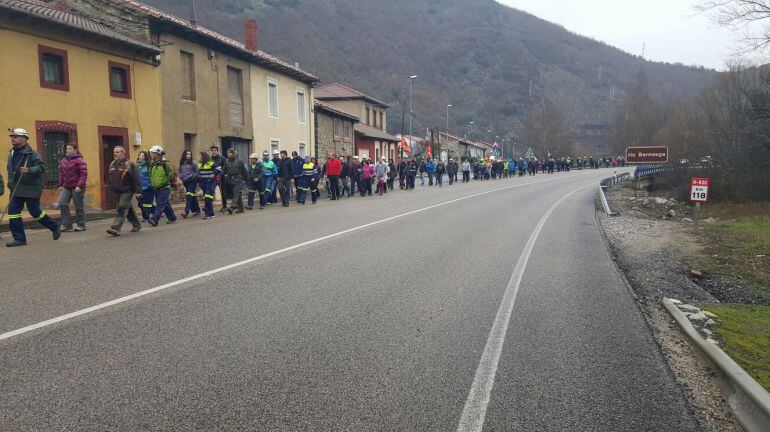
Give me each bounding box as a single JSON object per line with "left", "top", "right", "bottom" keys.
{"left": 690, "top": 178, "right": 710, "bottom": 202}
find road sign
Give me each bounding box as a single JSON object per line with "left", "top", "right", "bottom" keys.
{"left": 690, "top": 177, "right": 710, "bottom": 202}
{"left": 626, "top": 146, "right": 669, "bottom": 163}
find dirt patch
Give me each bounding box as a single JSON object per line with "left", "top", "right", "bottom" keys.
{"left": 598, "top": 184, "right": 745, "bottom": 432}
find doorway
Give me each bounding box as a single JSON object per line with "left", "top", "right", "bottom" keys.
{"left": 98, "top": 126, "right": 129, "bottom": 210}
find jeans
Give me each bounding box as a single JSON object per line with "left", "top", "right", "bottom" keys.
{"left": 183, "top": 180, "right": 201, "bottom": 215}
{"left": 435, "top": 173, "right": 443, "bottom": 186}
{"left": 428, "top": 172, "right": 434, "bottom": 186}
{"left": 58, "top": 187, "right": 85, "bottom": 228}
{"left": 462, "top": 171, "right": 470, "bottom": 183}
{"left": 200, "top": 179, "right": 216, "bottom": 217}
{"left": 151, "top": 187, "right": 176, "bottom": 223}
{"left": 327, "top": 175, "right": 339, "bottom": 199}
{"left": 419, "top": 171, "right": 425, "bottom": 186}
{"left": 406, "top": 174, "right": 415, "bottom": 189}
{"left": 340, "top": 177, "right": 351, "bottom": 197}
{"left": 111, "top": 191, "right": 141, "bottom": 232}
{"left": 139, "top": 188, "right": 155, "bottom": 221}
{"left": 277, "top": 178, "right": 291, "bottom": 206}
{"left": 7, "top": 196, "right": 59, "bottom": 243}
{"left": 360, "top": 178, "right": 372, "bottom": 196}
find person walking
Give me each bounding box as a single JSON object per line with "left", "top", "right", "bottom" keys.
{"left": 260, "top": 151, "right": 276, "bottom": 207}
{"left": 298, "top": 157, "right": 319, "bottom": 204}
{"left": 147, "top": 146, "right": 177, "bottom": 227}
{"left": 325, "top": 153, "right": 341, "bottom": 200}
{"left": 269, "top": 150, "right": 281, "bottom": 204}
{"left": 57, "top": 143, "right": 88, "bottom": 232}
{"left": 418, "top": 158, "right": 427, "bottom": 186}
{"left": 387, "top": 159, "right": 396, "bottom": 191}
{"left": 178, "top": 149, "right": 200, "bottom": 218}
{"left": 276, "top": 150, "right": 294, "bottom": 207}
{"left": 349, "top": 156, "right": 361, "bottom": 196}
{"left": 435, "top": 160, "right": 445, "bottom": 187}
{"left": 375, "top": 158, "right": 389, "bottom": 195}
{"left": 425, "top": 158, "right": 436, "bottom": 186}
{"left": 339, "top": 156, "right": 351, "bottom": 198}
{"left": 223, "top": 148, "right": 247, "bottom": 214}
{"left": 461, "top": 159, "right": 471, "bottom": 183}
{"left": 135, "top": 150, "right": 154, "bottom": 222}
{"left": 406, "top": 158, "right": 417, "bottom": 189}
{"left": 105, "top": 146, "right": 141, "bottom": 236}
{"left": 446, "top": 159, "right": 457, "bottom": 185}
{"left": 360, "top": 159, "right": 374, "bottom": 196}
{"left": 246, "top": 153, "right": 264, "bottom": 210}
{"left": 397, "top": 158, "right": 407, "bottom": 190}
{"left": 4, "top": 128, "right": 61, "bottom": 246}
{"left": 210, "top": 145, "right": 227, "bottom": 212}
{"left": 197, "top": 151, "right": 220, "bottom": 219}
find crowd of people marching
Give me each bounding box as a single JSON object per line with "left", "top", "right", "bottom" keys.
{"left": 1, "top": 127, "right": 620, "bottom": 246}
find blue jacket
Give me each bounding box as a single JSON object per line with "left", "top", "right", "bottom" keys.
{"left": 425, "top": 161, "right": 436, "bottom": 173}
{"left": 137, "top": 161, "right": 152, "bottom": 190}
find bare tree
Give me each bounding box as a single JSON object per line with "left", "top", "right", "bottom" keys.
{"left": 520, "top": 98, "right": 570, "bottom": 159}
{"left": 698, "top": 0, "right": 770, "bottom": 54}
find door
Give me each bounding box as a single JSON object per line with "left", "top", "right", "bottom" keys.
{"left": 220, "top": 137, "right": 251, "bottom": 160}
{"left": 98, "top": 126, "right": 129, "bottom": 210}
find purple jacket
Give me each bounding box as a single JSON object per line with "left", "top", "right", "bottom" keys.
{"left": 58, "top": 153, "right": 87, "bottom": 189}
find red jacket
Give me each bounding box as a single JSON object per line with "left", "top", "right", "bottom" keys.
{"left": 326, "top": 158, "right": 342, "bottom": 176}
{"left": 58, "top": 153, "right": 88, "bottom": 189}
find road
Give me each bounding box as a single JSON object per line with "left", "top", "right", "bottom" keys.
{"left": 0, "top": 169, "right": 701, "bottom": 431}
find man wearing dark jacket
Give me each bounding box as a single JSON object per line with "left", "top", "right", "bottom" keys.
{"left": 5, "top": 128, "right": 61, "bottom": 246}
{"left": 211, "top": 145, "right": 227, "bottom": 211}
{"left": 276, "top": 150, "right": 294, "bottom": 207}
{"left": 106, "top": 146, "right": 142, "bottom": 236}
{"left": 223, "top": 148, "right": 248, "bottom": 214}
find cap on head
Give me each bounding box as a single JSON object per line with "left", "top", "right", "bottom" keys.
{"left": 250, "top": 153, "right": 259, "bottom": 159}
{"left": 9, "top": 128, "right": 29, "bottom": 138}
{"left": 272, "top": 150, "right": 280, "bottom": 155}
{"left": 149, "top": 145, "right": 164, "bottom": 154}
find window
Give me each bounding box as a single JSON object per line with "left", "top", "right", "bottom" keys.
{"left": 270, "top": 140, "right": 280, "bottom": 152}
{"left": 268, "top": 79, "right": 279, "bottom": 118}
{"left": 38, "top": 45, "right": 69, "bottom": 91}
{"left": 297, "top": 89, "right": 306, "bottom": 123}
{"left": 380, "top": 112, "right": 384, "bottom": 131}
{"left": 366, "top": 108, "right": 370, "bottom": 126}
{"left": 184, "top": 133, "right": 196, "bottom": 151}
{"left": 334, "top": 118, "right": 342, "bottom": 138}
{"left": 108, "top": 61, "right": 131, "bottom": 98}
{"left": 227, "top": 67, "right": 244, "bottom": 127}
{"left": 343, "top": 121, "right": 352, "bottom": 141}
{"left": 180, "top": 51, "right": 195, "bottom": 100}
{"left": 299, "top": 142, "right": 306, "bottom": 156}
{"left": 41, "top": 132, "right": 68, "bottom": 186}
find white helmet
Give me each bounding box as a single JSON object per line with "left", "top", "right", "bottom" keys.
{"left": 9, "top": 128, "right": 29, "bottom": 138}
{"left": 249, "top": 153, "right": 259, "bottom": 159}
{"left": 149, "top": 145, "right": 164, "bottom": 154}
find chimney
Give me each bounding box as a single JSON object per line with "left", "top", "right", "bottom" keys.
{"left": 244, "top": 20, "right": 258, "bottom": 52}
{"left": 189, "top": 0, "right": 198, "bottom": 26}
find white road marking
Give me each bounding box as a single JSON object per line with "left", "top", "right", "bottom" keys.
{"left": 456, "top": 184, "right": 589, "bottom": 432}
{"left": 0, "top": 175, "right": 595, "bottom": 343}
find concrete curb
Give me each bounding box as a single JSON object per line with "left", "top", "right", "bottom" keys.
{"left": 662, "top": 298, "right": 770, "bottom": 432}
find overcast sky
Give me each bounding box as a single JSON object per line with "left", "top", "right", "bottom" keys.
{"left": 497, "top": 0, "right": 744, "bottom": 70}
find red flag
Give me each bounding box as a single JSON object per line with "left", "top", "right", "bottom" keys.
{"left": 426, "top": 144, "right": 433, "bottom": 159}
{"left": 401, "top": 137, "right": 412, "bottom": 154}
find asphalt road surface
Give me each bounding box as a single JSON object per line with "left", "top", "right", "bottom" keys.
{"left": 0, "top": 169, "right": 701, "bottom": 431}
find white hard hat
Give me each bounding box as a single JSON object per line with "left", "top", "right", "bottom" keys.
{"left": 9, "top": 128, "right": 29, "bottom": 138}
{"left": 272, "top": 150, "right": 280, "bottom": 155}
{"left": 249, "top": 153, "right": 259, "bottom": 159}
{"left": 149, "top": 145, "right": 164, "bottom": 154}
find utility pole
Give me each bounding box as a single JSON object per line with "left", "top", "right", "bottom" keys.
{"left": 409, "top": 75, "right": 418, "bottom": 154}
{"left": 446, "top": 104, "right": 452, "bottom": 134}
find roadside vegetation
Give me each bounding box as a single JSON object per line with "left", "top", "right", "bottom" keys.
{"left": 702, "top": 303, "right": 770, "bottom": 390}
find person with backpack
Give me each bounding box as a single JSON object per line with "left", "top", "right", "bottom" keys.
{"left": 223, "top": 148, "right": 248, "bottom": 214}
{"left": 106, "top": 146, "right": 142, "bottom": 236}
{"left": 147, "top": 146, "right": 177, "bottom": 227}
{"left": 57, "top": 143, "right": 88, "bottom": 232}
{"left": 135, "top": 150, "right": 154, "bottom": 222}
{"left": 5, "top": 128, "right": 61, "bottom": 246}
{"left": 178, "top": 149, "right": 200, "bottom": 218}
{"left": 197, "top": 151, "right": 220, "bottom": 220}
{"left": 246, "top": 153, "right": 264, "bottom": 210}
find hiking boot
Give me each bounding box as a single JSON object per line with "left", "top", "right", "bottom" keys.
{"left": 60, "top": 226, "right": 73, "bottom": 233}
{"left": 52, "top": 228, "right": 62, "bottom": 240}
{"left": 227, "top": 208, "right": 234, "bottom": 215}
{"left": 74, "top": 225, "right": 86, "bottom": 232}
{"left": 106, "top": 228, "right": 121, "bottom": 236}
{"left": 258, "top": 205, "right": 265, "bottom": 209}
{"left": 130, "top": 226, "right": 141, "bottom": 233}
{"left": 6, "top": 240, "right": 27, "bottom": 247}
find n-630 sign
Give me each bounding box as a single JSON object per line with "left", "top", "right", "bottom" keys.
{"left": 690, "top": 178, "right": 710, "bottom": 203}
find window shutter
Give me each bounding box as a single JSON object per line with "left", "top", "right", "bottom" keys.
{"left": 227, "top": 67, "right": 244, "bottom": 127}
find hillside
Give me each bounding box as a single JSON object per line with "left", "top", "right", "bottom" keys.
{"left": 145, "top": 0, "right": 716, "bottom": 143}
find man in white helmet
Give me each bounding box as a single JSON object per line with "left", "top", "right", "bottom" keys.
{"left": 147, "top": 145, "right": 177, "bottom": 227}
{"left": 5, "top": 128, "right": 61, "bottom": 246}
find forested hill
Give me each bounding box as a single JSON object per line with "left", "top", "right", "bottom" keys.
{"left": 146, "top": 0, "right": 717, "bottom": 140}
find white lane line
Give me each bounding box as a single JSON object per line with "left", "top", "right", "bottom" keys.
{"left": 456, "top": 184, "right": 589, "bottom": 432}
{"left": 0, "top": 175, "right": 594, "bottom": 343}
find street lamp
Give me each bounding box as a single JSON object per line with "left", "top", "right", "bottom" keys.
{"left": 409, "top": 75, "right": 419, "bottom": 150}
{"left": 446, "top": 104, "right": 452, "bottom": 133}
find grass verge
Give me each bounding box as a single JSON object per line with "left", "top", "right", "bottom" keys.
{"left": 701, "top": 304, "right": 770, "bottom": 390}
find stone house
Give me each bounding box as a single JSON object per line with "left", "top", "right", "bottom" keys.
{"left": 314, "top": 101, "right": 358, "bottom": 162}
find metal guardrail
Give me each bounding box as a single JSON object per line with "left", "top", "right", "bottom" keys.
{"left": 634, "top": 164, "right": 671, "bottom": 179}
{"left": 598, "top": 172, "right": 630, "bottom": 216}
{"left": 663, "top": 298, "right": 770, "bottom": 432}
